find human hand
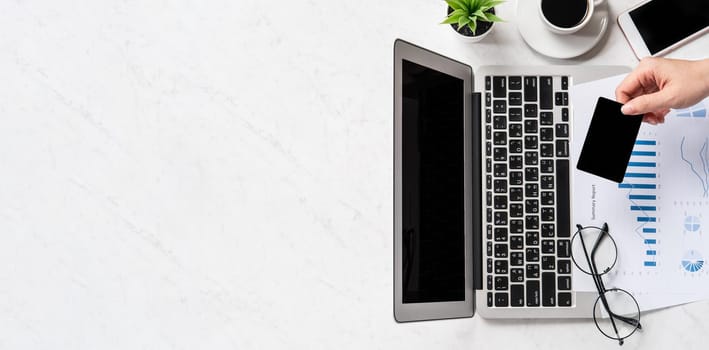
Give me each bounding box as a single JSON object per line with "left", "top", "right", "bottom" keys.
{"left": 615, "top": 57, "right": 709, "bottom": 124}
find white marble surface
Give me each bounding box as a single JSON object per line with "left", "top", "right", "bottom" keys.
{"left": 0, "top": 0, "right": 707, "bottom": 349}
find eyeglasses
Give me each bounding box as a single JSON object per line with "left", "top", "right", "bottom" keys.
{"left": 571, "top": 223, "right": 642, "bottom": 345}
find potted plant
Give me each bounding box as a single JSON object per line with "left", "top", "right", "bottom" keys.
{"left": 441, "top": 0, "right": 504, "bottom": 42}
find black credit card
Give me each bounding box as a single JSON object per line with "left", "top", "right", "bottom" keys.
{"left": 576, "top": 97, "right": 644, "bottom": 183}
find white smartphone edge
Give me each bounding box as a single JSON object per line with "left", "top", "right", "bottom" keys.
{"left": 617, "top": 0, "right": 709, "bottom": 60}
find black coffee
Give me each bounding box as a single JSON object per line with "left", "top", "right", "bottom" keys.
{"left": 541, "top": 0, "right": 589, "bottom": 28}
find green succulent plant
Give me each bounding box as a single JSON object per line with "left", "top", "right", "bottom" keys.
{"left": 442, "top": 0, "right": 504, "bottom": 35}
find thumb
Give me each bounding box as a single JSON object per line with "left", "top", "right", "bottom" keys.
{"left": 621, "top": 90, "right": 673, "bottom": 115}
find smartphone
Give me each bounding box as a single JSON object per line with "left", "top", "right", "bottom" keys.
{"left": 618, "top": 0, "right": 708, "bottom": 59}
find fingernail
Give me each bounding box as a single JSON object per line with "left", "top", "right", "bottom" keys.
{"left": 621, "top": 104, "right": 634, "bottom": 115}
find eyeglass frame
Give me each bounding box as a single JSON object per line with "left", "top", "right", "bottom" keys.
{"left": 572, "top": 223, "right": 643, "bottom": 346}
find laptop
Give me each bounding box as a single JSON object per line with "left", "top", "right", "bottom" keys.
{"left": 393, "top": 39, "right": 629, "bottom": 321}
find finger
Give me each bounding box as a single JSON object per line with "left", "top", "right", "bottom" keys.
{"left": 642, "top": 110, "right": 669, "bottom": 124}
{"left": 621, "top": 90, "right": 673, "bottom": 115}
{"left": 615, "top": 65, "right": 653, "bottom": 103}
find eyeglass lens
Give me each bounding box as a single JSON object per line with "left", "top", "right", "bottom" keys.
{"left": 571, "top": 226, "right": 617, "bottom": 276}
{"left": 593, "top": 288, "right": 641, "bottom": 341}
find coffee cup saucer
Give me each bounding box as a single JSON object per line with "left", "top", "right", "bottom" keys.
{"left": 517, "top": 0, "right": 609, "bottom": 59}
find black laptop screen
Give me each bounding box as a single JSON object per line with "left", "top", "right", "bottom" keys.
{"left": 401, "top": 59, "right": 465, "bottom": 303}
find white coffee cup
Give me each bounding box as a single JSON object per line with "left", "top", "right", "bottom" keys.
{"left": 539, "top": 0, "right": 605, "bottom": 35}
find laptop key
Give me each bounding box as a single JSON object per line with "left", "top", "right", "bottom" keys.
{"left": 558, "top": 277, "right": 572, "bottom": 291}
{"left": 540, "top": 76, "right": 553, "bottom": 110}
{"left": 561, "top": 76, "right": 568, "bottom": 90}
{"left": 495, "top": 276, "right": 509, "bottom": 290}
{"left": 511, "top": 252, "right": 524, "bottom": 266}
{"left": 541, "top": 240, "right": 555, "bottom": 254}
{"left": 541, "top": 159, "right": 554, "bottom": 173}
{"left": 511, "top": 268, "right": 524, "bottom": 282}
{"left": 493, "top": 76, "right": 506, "bottom": 97}
{"left": 510, "top": 219, "right": 524, "bottom": 234}
{"left": 540, "top": 127, "right": 554, "bottom": 141}
{"left": 556, "top": 140, "right": 569, "bottom": 157}
{"left": 510, "top": 171, "right": 523, "bottom": 185}
{"left": 526, "top": 280, "right": 540, "bottom": 307}
{"left": 487, "top": 292, "right": 493, "bottom": 307}
{"left": 510, "top": 203, "right": 523, "bottom": 217}
{"left": 558, "top": 292, "right": 572, "bottom": 307}
{"left": 495, "top": 292, "right": 509, "bottom": 307}
{"left": 524, "top": 104, "right": 538, "bottom": 118}
{"left": 542, "top": 272, "right": 556, "bottom": 306}
{"left": 494, "top": 227, "right": 508, "bottom": 241}
{"left": 556, "top": 159, "right": 571, "bottom": 237}
{"left": 509, "top": 123, "right": 523, "bottom": 137}
{"left": 494, "top": 179, "right": 508, "bottom": 193}
{"left": 487, "top": 258, "right": 493, "bottom": 273}
{"left": 495, "top": 260, "right": 509, "bottom": 274}
{"left": 542, "top": 256, "right": 556, "bottom": 270}
{"left": 510, "top": 235, "right": 524, "bottom": 250}
{"left": 556, "top": 123, "right": 569, "bottom": 137}
{"left": 494, "top": 115, "right": 507, "bottom": 129}
{"left": 494, "top": 100, "right": 507, "bottom": 113}
{"left": 511, "top": 285, "right": 525, "bottom": 307}
{"left": 494, "top": 195, "right": 507, "bottom": 209}
{"left": 558, "top": 259, "right": 572, "bottom": 274}
{"left": 487, "top": 275, "right": 493, "bottom": 289}
{"left": 510, "top": 187, "right": 523, "bottom": 201}
{"left": 525, "top": 231, "right": 540, "bottom": 245}
{"left": 525, "top": 247, "right": 540, "bottom": 262}
{"left": 557, "top": 240, "right": 571, "bottom": 257}
{"left": 526, "top": 263, "right": 540, "bottom": 278}
{"left": 494, "top": 243, "right": 508, "bottom": 257}
{"left": 494, "top": 131, "right": 507, "bottom": 145}
{"left": 509, "top": 92, "right": 522, "bottom": 106}
{"left": 509, "top": 140, "right": 523, "bottom": 153}
{"left": 509, "top": 76, "right": 522, "bottom": 90}
{"left": 542, "top": 223, "right": 555, "bottom": 237}
{"left": 540, "top": 111, "right": 553, "bottom": 125}
{"left": 510, "top": 155, "right": 523, "bottom": 169}
{"left": 524, "top": 76, "right": 537, "bottom": 102}
{"left": 485, "top": 76, "right": 491, "bottom": 91}
{"left": 509, "top": 108, "right": 523, "bottom": 121}
{"left": 494, "top": 163, "right": 507, "bottom": 177}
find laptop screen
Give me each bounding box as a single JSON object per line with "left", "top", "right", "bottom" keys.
{"left": 401, "top": 59, "right": 465, "bottom": 303}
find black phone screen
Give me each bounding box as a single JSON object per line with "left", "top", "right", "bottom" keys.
{"left": 629, "top": 0, "right": 709, "bottom": 54}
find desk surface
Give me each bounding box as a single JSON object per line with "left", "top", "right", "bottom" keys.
{"left": 0, "top": 0, "right": 707, "bottom": 349}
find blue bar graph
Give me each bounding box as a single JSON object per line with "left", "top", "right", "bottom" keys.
{"left": 629, "top": 194, "right": 656, "bottom": 200}
{"left": 632, "top": 151, "right": 656, "bottom": 156}
{"left": 625, "top": 173, "right": 656, "bottom": 178}
{"left": 619, "top": 183, "right": 656, "bottom": 189}
{"left": 635, "top": 140, "right": 657, "bottom": 145}
{"left": 631, "top": 206, "right": 656, "bottom": 211}
{"left": 623, "top": 138, "right": 659, "bottom": 268}
{"left": 627, "top": 162, "right": 656, "bottom": 167}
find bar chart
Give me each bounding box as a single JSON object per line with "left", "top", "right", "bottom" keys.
{"left": 620, "top": 139, "right": 658, "bottom": 268}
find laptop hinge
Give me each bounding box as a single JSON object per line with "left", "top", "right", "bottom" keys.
{"left": 472, "top": 92, "right": 483, "bottom": 291}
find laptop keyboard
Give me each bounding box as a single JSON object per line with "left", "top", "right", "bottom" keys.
{"left": 484, "top": 75, "right": 573, "bottom": 308}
